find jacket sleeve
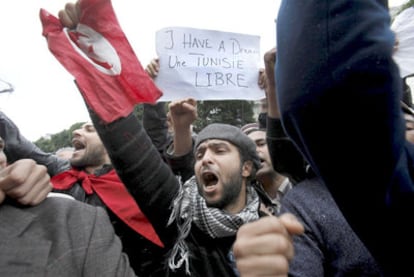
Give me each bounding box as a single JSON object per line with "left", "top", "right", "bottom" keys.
{"left": 0, "top": 111, "right": 69, "bottom": 176}
{"left": 89, "top": 108, "right": 180, "bottom": 248}
{"left": 276, "top": 0, "right": 413, "bottom": 274}
{"left": 143, "top": 102, "right": 169, "bottom": 157}
{"left": 266, "top": 117, "right": 308, "bottom": 184}
{"left": 164, "top": 137, "right": 195, "bottom": 184}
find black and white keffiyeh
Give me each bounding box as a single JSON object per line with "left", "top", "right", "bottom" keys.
{"left": 167, "top": 176, "right": 260, "bottom": 274}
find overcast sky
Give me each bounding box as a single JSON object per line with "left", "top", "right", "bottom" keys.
{"left": 0, "top": 0, "right": 409, "bottom": 141}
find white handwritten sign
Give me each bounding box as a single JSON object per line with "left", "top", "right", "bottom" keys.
{"left": 154, "top": 27, "right": 264, "bottom": 101}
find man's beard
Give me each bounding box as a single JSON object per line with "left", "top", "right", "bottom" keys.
{"left": 200, "top": 170, "right": 243, "bottom": 210}
{"left": 70, "top": 146, "right": 106, "bottom": 168}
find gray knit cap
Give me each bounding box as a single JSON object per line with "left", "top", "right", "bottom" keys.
{"left": 194, "top": 123, "right": 261, "bottom": 170}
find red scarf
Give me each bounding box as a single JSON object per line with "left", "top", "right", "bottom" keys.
{"left": 51, "top": 168, "right": 163, "bottom": 247}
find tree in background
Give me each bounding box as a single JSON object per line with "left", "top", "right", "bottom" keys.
{"left": 392, "top": 0, "right": 414, "bottom": 19}
{"left": 33, "top": 100, "right": 256, "bottom": 152}
{"left": 34, "top": 122, "right": 85, "bottom": 153}
{"left": 193, "top": 100, "right": 256, "bottom": 133}
{"left": 398, "top": 0, "right": 414, "bottom": 14}
{"left": 33, "top": 103, "right": 147, "bottom": 153}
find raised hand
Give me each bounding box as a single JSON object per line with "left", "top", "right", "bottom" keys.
{"left": 168, "top": 98, "right": 197, "bottom": 156}
{"left": 145, "top": 58, "right": 160, "bottom": 79}
{"left": 58, "top": 1, "right": 81, "bottom": 29}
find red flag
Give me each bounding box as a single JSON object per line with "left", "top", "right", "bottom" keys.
{"left": 39, "top": 0, "right": 162, "bottom": 123}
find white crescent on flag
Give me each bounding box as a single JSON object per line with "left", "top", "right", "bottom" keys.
{"left": 64, "top": 23, "right": 122, "bottom": 75}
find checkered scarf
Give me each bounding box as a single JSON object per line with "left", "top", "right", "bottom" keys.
{"left": 167, "top": 176, "right": 260, "bottom": 274}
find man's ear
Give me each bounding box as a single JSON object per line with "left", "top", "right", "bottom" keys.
{"left": 241, "top": 160, "right": 254, "bottom": 178}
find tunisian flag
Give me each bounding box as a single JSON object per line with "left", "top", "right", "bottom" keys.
{"left": 39, "top": 0, "right": 162, "bottom": 123}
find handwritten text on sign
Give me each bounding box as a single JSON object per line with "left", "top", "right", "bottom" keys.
{"left": 155, "top": 27, "right": 264, "bottom": 102}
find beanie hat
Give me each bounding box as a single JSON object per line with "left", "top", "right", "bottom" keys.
{"left": 194, "top": 123, "right": 261, "bottom": 170}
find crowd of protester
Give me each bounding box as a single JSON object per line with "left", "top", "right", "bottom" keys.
{"left": 1, "top": 0, "right": 413, "bottom": 276}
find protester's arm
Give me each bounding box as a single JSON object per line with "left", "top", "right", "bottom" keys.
{"left": 262, "top": 47, "right": 279, "bottom": 120}
{"left": 163, "top": 98, "right": 197, "bottom": 182}
{"left": 261, "top": 48, "right": 308, "bottom": 184}
{"left": 143, "top": 102, "right": 169, "bottom": 156}
{"left": 142, "top": 58, "right": 169, "bottom": 155}
{"left": 276, "top": 0, "right": 412, "bottom": 274}
{"left": 143, "top": 58, "right": 169, "bottom": 156}
{"left": 168, "top": 98, "right": 197, "bottom": 156}
{"left": 0, "top": 111, "right": 70, "bottom": 176}
{"left": 0, "top": 159, "right": 52, "bottom": 205}
{"left": 89, "top": 108, "right": 180, "bottom": 248}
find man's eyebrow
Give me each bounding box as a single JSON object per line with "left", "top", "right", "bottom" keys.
{"left": 209, "top": 141, "right": 225, "bottom": 146}
{"left": 196, "top": 141, "right": 229, "bottom": 152}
